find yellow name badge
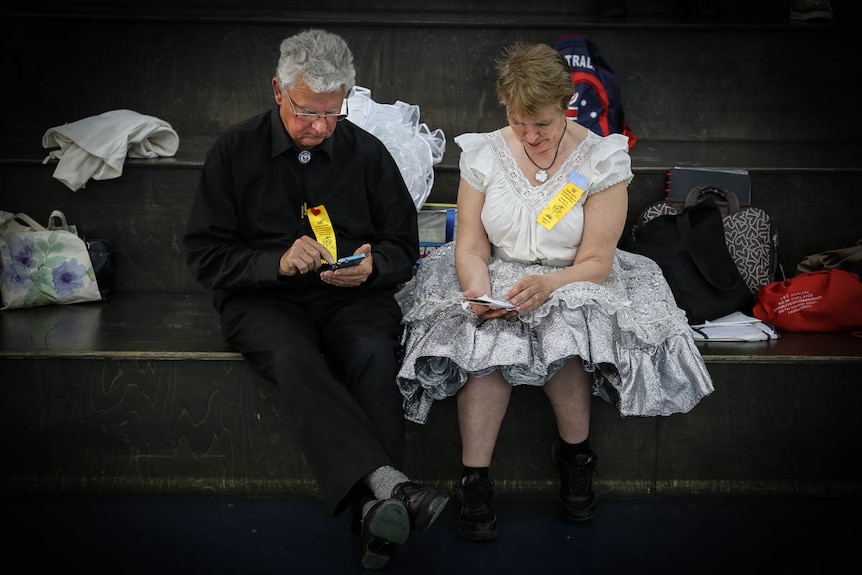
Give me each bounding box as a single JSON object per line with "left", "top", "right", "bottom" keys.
{"left": 304, "top": 203, "right": 338, "bottom": 261}
{"left": 536, "top": 171, "right": 589, "bottom": 231}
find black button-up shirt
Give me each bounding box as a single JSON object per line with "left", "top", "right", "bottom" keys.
{"left": 184, "top": 107, "right": 419, "bottom": 310}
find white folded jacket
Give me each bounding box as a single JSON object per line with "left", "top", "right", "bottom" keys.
{"left": 42, "top": 109, "right": 179, "bottom": 191}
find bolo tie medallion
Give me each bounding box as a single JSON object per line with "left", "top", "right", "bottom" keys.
{"left": 298, "top": 150, "right": 312, "bottom": 164}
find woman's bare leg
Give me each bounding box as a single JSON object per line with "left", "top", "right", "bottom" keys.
{"left": 543, "top": 359, "right": 592, "bottom": 443}
{"left": 457, "top": 371, "right": 512, "bottom": 467}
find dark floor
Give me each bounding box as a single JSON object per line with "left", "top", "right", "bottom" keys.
{"left": 4, "top": 494, "right": 855, "bottom": 574}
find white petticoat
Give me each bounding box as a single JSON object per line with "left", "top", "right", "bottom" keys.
{"left": 396, "top": 242, "right": 715, "bottom": 424}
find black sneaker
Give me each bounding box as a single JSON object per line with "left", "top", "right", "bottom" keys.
{"left": 553, "top": 438, "right": 598, "bottom": 522}
{"left": 453, "top": 471, "right": 498, "bottom": 541}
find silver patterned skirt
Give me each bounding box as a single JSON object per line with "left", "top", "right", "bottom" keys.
{"left": 395, "top": 242, "right": 714, "bottom": 424}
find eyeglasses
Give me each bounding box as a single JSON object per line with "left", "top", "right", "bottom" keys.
{"left": 285, "top": 91, "right": 348, "bottom": 123}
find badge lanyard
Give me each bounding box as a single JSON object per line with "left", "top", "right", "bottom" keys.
{"left": 302, "top": 203, "right": 338, "bottom": 261}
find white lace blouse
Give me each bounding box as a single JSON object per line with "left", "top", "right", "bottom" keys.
{"left": 454, "top": 128, "right": 633, "bottom": 264}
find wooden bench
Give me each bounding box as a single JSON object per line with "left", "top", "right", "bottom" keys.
{"left": 2, "top": 152, "right": 861, "bottom": 500}
{"left": 2, "top": 3, "right": 862, "bottom": 500}
{"left": 2, "top": 290, "right": 861, "bottom": 499}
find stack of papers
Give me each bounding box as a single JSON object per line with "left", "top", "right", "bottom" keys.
{"left": 461, "top": 294, "right": 516, "bottom": 310}
{"left": 690, "top": 312, "right": 779, "bottom": 341}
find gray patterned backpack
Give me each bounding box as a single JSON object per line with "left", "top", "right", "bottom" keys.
{"left": 631, "top": 186, "right": 785, "bottom": 294}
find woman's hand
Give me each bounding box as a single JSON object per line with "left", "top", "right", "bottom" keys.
{"left": 506, "top": 274, "right": 555, "bottom": 313}
{"left": 462, "top": 289, "right": 518, "bottom": 320}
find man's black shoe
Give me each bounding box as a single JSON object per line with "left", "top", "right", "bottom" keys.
{"left": 553, "top": 438, "right": 598, "bottom": 522}
{"left": 453, "top": 471, "right": 498, "bottom": 541}
{"left": 392, "top": 481, "right": 450, "bottom": 533}
{"left": 360, "top": 498, "right": 410, "bottom": 570}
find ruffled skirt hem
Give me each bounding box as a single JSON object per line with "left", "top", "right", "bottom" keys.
{"left": 396, "top": 243, "right": 714, "bottom": 424}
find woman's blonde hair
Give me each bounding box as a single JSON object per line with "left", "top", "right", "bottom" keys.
{"left": 495, "top": 41, "right": 573, "bottom": 117}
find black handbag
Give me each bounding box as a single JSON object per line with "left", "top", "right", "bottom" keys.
{"left": 85, "top": 238, "right": 115, "bottom": 301}
{"left": 628, "top": 198, "right": 753, "bottom": 324}
{"left": 633, "top": 185, "right": 785, "bottom": 294}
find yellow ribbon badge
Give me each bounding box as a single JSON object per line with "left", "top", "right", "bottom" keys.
{"left": 536, "top": 171, "right": 589, "bottom": 231}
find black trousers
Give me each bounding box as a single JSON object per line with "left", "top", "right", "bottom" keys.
{"left": 219, "top": 287, "right": 405, "bottom": 516}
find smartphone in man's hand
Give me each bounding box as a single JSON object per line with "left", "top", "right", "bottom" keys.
{"left": 322, "top": 253, "right": 366, "bottom": 271}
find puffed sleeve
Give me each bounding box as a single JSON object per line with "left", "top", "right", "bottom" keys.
{"left": 454, "top": 132, "right": 494, "bottom": 193}
{"left": 586, "top": 133, "right": 634, "bottom": 197}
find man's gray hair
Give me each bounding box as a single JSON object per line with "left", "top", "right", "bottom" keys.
{"left": 275, "top": 29, "right": 356, "bottom": 95}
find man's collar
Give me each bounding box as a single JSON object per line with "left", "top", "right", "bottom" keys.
{"left": 270, "top": 107, "right": 336, "bottom": 160}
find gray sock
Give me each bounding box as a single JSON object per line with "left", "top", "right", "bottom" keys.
{"left": 364, "top": 465, "right": 409, "bottom": 501}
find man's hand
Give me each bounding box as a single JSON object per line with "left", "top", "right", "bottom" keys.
{"left": 279, "top": 236, "right": 332, "bottom": 276}
{"left": 319, "top": 243, "right": 373, "bottom": 287}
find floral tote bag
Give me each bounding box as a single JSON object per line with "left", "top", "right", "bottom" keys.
{"left": 0, "top": 210, "right": 101, "bottom": 310}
